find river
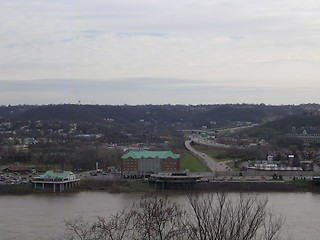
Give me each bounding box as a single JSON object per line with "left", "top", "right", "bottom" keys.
{"left": 0, "top": 191, "right": 319, "bottom": 240}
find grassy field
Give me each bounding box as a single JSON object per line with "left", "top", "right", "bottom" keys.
{"left": 226, "top": 161, "right": 237, "bottom": 170}
{"left": 180, "top": 153, "right": 210, "bottom": 172}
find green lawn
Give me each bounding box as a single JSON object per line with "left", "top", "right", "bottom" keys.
{"left": 226, "top": 161, "right": 237, "bottom": 170}
{"left": 180, "top": 153, "right": 210, "bottom": 172}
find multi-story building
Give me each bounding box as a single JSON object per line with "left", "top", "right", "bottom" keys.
{"left": 121, "top": 151, "right": 180, "bottom": 178}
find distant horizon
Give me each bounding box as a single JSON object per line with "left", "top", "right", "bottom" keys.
{"left": 1, "top": 100, "right": 320, "bottom": 108}
{"left": 2, "top": 1, "right": 320, "bottom": 105}
{"left": 1, "top": 78, "right": 319, "bottom": 106}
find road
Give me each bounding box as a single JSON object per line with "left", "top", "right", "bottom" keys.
{"left": 187, "top": 123, "right": 259, "bottom": 148}
{"left": 189, "top": 135, "right": 231, "bottom": 148}
{"left": 185, "top": 140, "right": 232, "bottom": 173}
{"left": 217, "top": 123, "right": 259, "bottom": 133}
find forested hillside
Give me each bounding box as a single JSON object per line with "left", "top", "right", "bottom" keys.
{"left": 0, "top": 104, "right": 307, "bottom": 128}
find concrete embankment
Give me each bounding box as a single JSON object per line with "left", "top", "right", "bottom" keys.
{"left": 196, "top": 181, "right": 320, "bottom": 192}
{"left": 1, "top": 180, "right": 319, "bottom": 194}
{"left": 0, "top": 184, "right": 35, "bottom": 194}
{"left": 0, "top": 179, "right": 152, "bottom": 194}
{"left": 78, "top": 179, "right": 151, "bottom": 192}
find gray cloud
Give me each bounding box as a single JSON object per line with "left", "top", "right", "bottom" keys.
{"left": 1, "top": 0, "right": 320, "bottom": 104}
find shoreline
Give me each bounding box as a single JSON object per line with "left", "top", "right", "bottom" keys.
{"left": 197, "top": 180, "right": 320, "bottom": 192}
{"left": 0, "top": 179, "right": 319, "bottom": 195}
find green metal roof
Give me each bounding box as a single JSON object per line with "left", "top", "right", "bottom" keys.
{"left": 121, "top": 151, "right": 180, "bottom": 159}
{"left": 39, "top": 171, "right": 73, "bottom": 178}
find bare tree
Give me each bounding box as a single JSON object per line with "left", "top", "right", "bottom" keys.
{"left": 64, "top": 192, "right": 284, "bottom": 240}
{"left": 65, "top": 210, "right": 135, "bottom": 240}
{"left": 129, "top": 192, "right": 189, "bottom": 240}
{"left": 186, "top": 192, "right": 284, "bottom": 240}
{"left": 64, "top": 216, "right": 95, "bottom": 240}
{"left": 91, "top": 210, "right": 135, "bottom": 240}
{"left": 64, "top": 192, "right": 189, "bottom": 240}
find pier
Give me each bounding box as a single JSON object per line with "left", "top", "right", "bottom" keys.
{"left": 32, "top": 170, "right": 80, "bottom": 193}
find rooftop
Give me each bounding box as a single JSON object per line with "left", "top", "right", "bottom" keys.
{"left": 121, "top": 151, "right": 180, "bottom": 159}
{"left": 39, "top": 170, "right": 74, "bottom": 179}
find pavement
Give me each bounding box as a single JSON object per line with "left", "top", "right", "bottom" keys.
{"left": 189, "top": 135, "right": 231, "bottom": 148}
{"left": 185, "top": 140, "right": 232, "bottom": 174}
{"left": 76, "top": 171, "right": 121, "bottom": 180}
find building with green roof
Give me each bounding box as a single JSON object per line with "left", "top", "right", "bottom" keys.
{"left": 121, "top": 151, "right": 180, "bottom": 160}
{"left": 121, "top": 151, "right": 180, "bottom": 178}
{"left": 38, "top": 171, "right": 75, "bottom": 180}
{"left": 32, "top": 170, "right": 79, "bottom": 192}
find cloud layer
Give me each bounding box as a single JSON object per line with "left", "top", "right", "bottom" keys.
{"left": 1, "top": 0, "right": 320, "bottom": 104}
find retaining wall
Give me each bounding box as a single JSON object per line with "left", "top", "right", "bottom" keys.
{"left": 196, "top": 181, "right": 319, "bottom": 192}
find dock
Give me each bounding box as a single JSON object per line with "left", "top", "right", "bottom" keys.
{"left": 32, "top": 170, "right": 80, "bottom": 192}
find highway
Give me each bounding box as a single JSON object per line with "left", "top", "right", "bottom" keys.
{"left": 191, "top": 137, "right": 231, "bottom": 148}
{"left": 185, "top": 140, "right": 232, "bottom": 173}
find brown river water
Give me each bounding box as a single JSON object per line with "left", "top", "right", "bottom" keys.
{"left": 0, "top": 191, "right": 319, "bottom": 240}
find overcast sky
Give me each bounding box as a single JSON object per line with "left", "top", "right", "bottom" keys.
{"left": 1, "top": 0, "right": 320, "bottom": 105}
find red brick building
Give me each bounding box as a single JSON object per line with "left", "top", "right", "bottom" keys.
{"left": 121, "top": 151, "right": 180, "bottom": 178}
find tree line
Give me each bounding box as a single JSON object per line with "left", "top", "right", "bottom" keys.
{"left": 0, "top": 104, "right": 305, "bottom": 128}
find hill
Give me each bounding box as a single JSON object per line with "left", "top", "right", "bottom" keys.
{"left": 0, "top": 104, "right": 307, "bottom": 129}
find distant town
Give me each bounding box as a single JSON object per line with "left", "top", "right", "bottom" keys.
{"left": 1, "top": 103, "right": 320, "bottom": 192}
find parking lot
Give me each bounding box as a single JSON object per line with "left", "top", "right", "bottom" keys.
{"left": 77, "top": 170, "right": 121, "bottom": 180}
{"left": 0, "top": 172, "right": 33, "bottom": 185}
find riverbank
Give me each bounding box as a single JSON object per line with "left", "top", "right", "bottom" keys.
{"left": 1, "top": 179, "right": 319, "bottom": 195}
{"left": 0, "top": 184, "right": 45, "bottom": 194}
{"left": 0, "top": 179, "right": 152, "bottom": 195}
{"left": 197, "top": 180, "right": 320, "bottom": 192}
{"left": 78, "top": 179, "right": 152, "bottom": 192}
